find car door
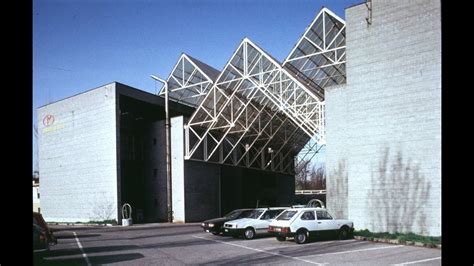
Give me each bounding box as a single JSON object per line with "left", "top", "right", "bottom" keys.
{"left": 256, "top": 209, "right": 283, "bottom": 234}
{"left": 298, "top": 210, "right": 318, "bottom": 232}
{"left": 316, "top": 210, "right": 339, "bottom": 236}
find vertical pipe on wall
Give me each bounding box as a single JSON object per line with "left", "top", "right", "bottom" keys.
{"left": 151, "top": 75, "right": 173, "bottom": 222}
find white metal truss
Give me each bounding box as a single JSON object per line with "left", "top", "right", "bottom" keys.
{"left": 294, "top": 137, "right": 325, "bottom": 171}
{"left": 158, "top": 7, "right": 347, "bottom": 175}
{"left": 284, "top": 7, "right": 346, "bottom": 99}
{"left": 159, "top": 54, "right": 219, "bottom": 108}
{"left": 183, "top": 38, "right": 326, "bottom": 174}
{"left": 284, "top": 7, "right": 346, "bottom": 169}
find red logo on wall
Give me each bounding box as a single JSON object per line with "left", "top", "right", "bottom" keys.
{"left": 43, "top": 114, "right": 55, "bottom": 127}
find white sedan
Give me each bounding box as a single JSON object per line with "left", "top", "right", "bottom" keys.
{"left": 223, "top": 207, "right": 287, "bottom": 240}
{"left": 268, "top": 207, "right": 354, "bottom": 244}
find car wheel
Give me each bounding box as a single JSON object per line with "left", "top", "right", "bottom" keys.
{"left": 339, "top": 227, "right": 349, "bottom": 240}
{"left": 211, "top": 232, "right": 220, "bottom": 236}
{"left": 295, "top": 230, "right": 308, "bottom": 244}
{"left": 276, "top": 236, "right": 286, "bottom": 242}
{"left": 243, "top": 228, "right": 255, "bottom": 240}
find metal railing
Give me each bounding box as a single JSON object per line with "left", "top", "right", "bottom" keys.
{"left": 295, "top": 190, "right": 326, "bottom": 195}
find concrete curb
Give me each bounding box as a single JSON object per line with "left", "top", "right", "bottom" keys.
{"left": 353, "top": 236, "right": 441, "bottom": 249}
{"left": 49, "top": 222, "right": 114, "bottom": 226}
{"left": 49, "top": 222, "right": 201, "bottom": 227}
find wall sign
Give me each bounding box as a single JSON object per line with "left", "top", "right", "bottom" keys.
{"left": 43, "top": 114, "right": 55, "bottom": 127}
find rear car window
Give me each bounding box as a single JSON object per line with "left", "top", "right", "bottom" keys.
{"left": 224, "top": 210, "right": 240, "bottom": 218}
{"left": 247, "top": 210, "right": 264, "bottom": 219}
{"left": 301, "top": 211, "right": 315, "bottom": 220}
{"left": 276, "top": 210, "right": 298, "bottom": 220}
{"left": 316, "top": 211, "right": 332, "bottom": 220}
{"left": 261, "top": 209, "right": 283, "bottom": 220}
{"left": 238, "top": 210, "right": 254, "bottom": 218}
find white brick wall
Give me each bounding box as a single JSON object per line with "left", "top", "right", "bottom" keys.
{"left": 171, "top": 116, "right": 185, "bottom": 222}
{"left": 326, "top": 0, "right": 441, "bottom": 236}
{"left": 38, "top": 83, "right": 118, "bottom": 222}
{"left": 325, "top": 84, "right": 349, "bottom": 219}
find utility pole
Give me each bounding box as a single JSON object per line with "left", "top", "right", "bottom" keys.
{"left": 151, "top": 75, "right": 173, "bottom": 223}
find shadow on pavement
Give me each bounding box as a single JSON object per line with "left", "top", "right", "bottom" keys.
{"left": 55, "top": 233, "right": 101, "bottom": 239}
{"left": 35, "top": 252, "right": 144, "bottom": 265}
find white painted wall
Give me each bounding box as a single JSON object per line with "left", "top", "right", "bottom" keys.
{"left": 171, "top": 116, "right": 185, "bottom": 222}
{"left": 33, "top": 185, "right": 40, "bottom": 212}
{"left": 326, "top": 0, "right": 441, "bottom": 236}
{"left": 38, "top": 83, "right": 118, "bottom": 222}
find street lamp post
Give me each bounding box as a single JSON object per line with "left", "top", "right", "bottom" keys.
{"left": 151, "top": 75, "right": 173, "bottom": 223}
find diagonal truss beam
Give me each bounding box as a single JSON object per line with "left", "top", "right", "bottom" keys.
{"left": 283, "top": 7, "right": 347, "bottom": 99}
{"left": 183, "top": 38, "right": 326, "bottom": 174}
{"left": 159, "top": 54, "right": 217, "bottom": 108}
{"left": 159, "top": 7, "right": 346, "bottom": 174}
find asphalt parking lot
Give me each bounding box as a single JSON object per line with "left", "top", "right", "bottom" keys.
{"left": 35, "top": 223, "right": 441, "bottom": 265}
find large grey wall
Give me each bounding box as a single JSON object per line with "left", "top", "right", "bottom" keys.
{"left": 184, "top": 161, "right": 221, "bottom": 222}
{"left": 38, "top": 83, "right": 118, "bottom": 222}
{"left": 144, "top": 120, "right": 167, "bottom": 222}
{"left": 325, "top": 84, "right": 349, "bottom": 219}
{"left": 326, "top": 0, "right": 441, "bottom": 236}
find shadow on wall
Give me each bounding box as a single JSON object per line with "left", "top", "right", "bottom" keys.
{"left": 367, "top": 148, "right": 431, "bottom": 234}
{"left": 329, "top": 159, "right": 348, "bottom": 218}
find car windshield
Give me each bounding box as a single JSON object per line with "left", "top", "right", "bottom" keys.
{"left": 276, "top": 210, "right": 298, "bottom": 221}
{"left": 245, "top": 210, "right": 264, "bottom": 219}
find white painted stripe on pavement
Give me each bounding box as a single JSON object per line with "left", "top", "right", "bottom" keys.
{"left": 296, "top": 244, "right": 404, "bottom": 258}
{"left": 192, "top": 235, "right": 326, "bottom": 265}
{"left": 262, "top": 239, "right": 362, "bottom": 250}
{"left": 262, "top": 240, "right": 337, "bottom": 250}
{"left": 73, "top": 231, "right": 91, "bottom": 266}
{"left": 393, "top": 256, "right": 441, "bottom": 265}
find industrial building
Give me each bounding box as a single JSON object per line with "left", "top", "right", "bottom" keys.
{"left": 38, "top": 82, "right": 295, "bottom": 223}
{"left": 38, "top": 0, "right": 440, "bottom": 236}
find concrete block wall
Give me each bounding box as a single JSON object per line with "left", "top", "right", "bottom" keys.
{"left": 33, "top": 186, "right": 41, "bottom": 212}
{"left": 171, "top": 116, "right": 185, "bottom": 222}
{"left": 144, "top": 120, "right": 167, "bottom": 222}
{"left": 276, "top": 172, "right": 295, "bottom": 207}
{"left": 38, "top": 83, "right": 118, "bottom": 222}
{"left": 325, "top": 84, "right": 349, "bottom": 219}
{"left": 184, "top": 160, "right": 221, "bottom": 222}
{"left": 326, "top": 0, "right": 441, "bottom": 235}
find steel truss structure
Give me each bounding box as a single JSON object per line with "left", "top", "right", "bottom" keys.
{"left": 284, "top": 8, "right": 346, "bottom": 99}
{"left": 159, "top": 7, "right": 346, "bottom": 174}
{"left": 159, "top": 54, "right": 220, "bottom": 108}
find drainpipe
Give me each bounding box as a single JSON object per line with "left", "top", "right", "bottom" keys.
{"left": 151, "top": 75, "right": 173, "bottom": 223}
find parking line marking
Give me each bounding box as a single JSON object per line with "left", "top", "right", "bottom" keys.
{"left": 392, "top": 256, "right": 441, "bottom": 265}
{"left": 261, "top": 239, "right": 359, "bottom": 250}
{"left": 261, "top": 241, "right": 336, "bottom": 250}
{"left": 73, "top": 232, "right": 91, "bottom": 266}
{"left": 192, "top": 235, "right": 326, "bottom": 265}
{"left": 296, "top": 244, "right": 404, "bottom": 258}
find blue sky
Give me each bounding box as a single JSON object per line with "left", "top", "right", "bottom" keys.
{"left": 33, "top": 0, "right": 362, "bottom": 172}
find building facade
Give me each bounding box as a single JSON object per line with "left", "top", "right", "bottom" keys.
{"left": 326, "top": 0, "right": 441, "bottom": 236}
{"left": 33, "top": 179, "right": 40, "bottom": 213}
{"left": 37, "top": 0, "right": 441, "bottom": 235}
{"left": 38, "top": 82, "right": 294, "bottom": 223}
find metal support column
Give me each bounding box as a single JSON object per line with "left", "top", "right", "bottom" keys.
{"left": 151, "top": 75, "right": 173, "bottom": 222}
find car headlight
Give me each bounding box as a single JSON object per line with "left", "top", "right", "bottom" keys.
{"left": 208, "top": 223, "right": 215, "bottom": 228}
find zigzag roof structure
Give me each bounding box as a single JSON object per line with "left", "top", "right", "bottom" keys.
{"left": 160, "top": 7, "right": 346, "bottom": 174}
